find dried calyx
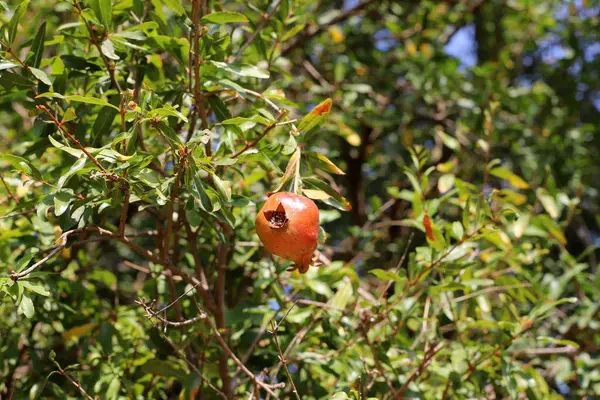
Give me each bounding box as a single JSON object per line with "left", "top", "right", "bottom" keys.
{"left": 263, "top": 202, "right": 289, "bottom": 229}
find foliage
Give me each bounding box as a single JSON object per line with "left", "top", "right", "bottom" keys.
{"left": 1, "top": 0, "right": 599, "bottom": 399}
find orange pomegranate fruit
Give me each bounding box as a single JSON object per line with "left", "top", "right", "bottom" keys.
{"left": 255, "top": 192, "right": 320, "bottom": 273}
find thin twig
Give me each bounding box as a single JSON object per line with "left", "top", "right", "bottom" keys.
{"left": 72, "top": 0, "right": 126, "bottom": 133}
{"left": 270, "top": 302, "right": 301, "bottom": 400}
{"left": 190, "top": 300, "right": 283, "bottom": 398}
{"left": 231, "top": 111, "right": 287, "bottom": 158}
{"left": 452, "top": 284, "right": 531, "bottom": 304}
{"left": 36, "top": 105, "right": 117, "bottom": 180}
{"left": 55, "top": 364, "right": 95, "bottom": 400}
{"left": 377, "top": 232, "right": 414, "bottom": 303}
{"left": 10, "top": 229, "right": 81, "bottom": 280}
{"left": 136, "top": 299, "right": 227, "bottom": 399}
{"left": 395, "top": 342, "right": 446, "bottom": 398}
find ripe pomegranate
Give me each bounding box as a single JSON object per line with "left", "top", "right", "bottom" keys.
{"left": 255, "top": 192, "right": 320, "bottom": 273}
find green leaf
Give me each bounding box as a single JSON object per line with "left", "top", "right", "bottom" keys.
{"left": 101, "top": 39, "right": 120, "bottom": 60}
{"left": 61, "top": 107, "right": 77, "bottom": 123}
{"left": 162, "top": 0, "right": 185, "bottom": 15}
{"left": 462, "top": 197, "right": 471, "bottom": 232}
{"left": 208, "top": 61, "right": 269, "bottom": 79}
{"left": 307, "top": 280, "right": 334, "bottom": 297}
{"left": 7, "top": 0, "right": 30, "bottom": 45}
{"left": 452, "top": 221, "right": 464, "bottom": 239}
{"left": 303, "top": 177, "right": 352, "bottom": 211}
{"left": 281, "top": 23, "right": 306, "bottom": 42}
{"left": 90, "top": 0, "right": 112, "bottom": 29}
{"left": 490, "top": 167, "right": 529, "bottom": 190}
{"left": 154, "top": 122, "right": 183, "bottom": 149}
{"left": 20, "top": 280, "right": 51, "bottom": 296}
{"left": 18, "top": 294, "right": 35, "bottom": 318}
{"left": 48, "top": 135, "right": 85, "bottom": 158}
{"left": 220, "top": 116, "right": 270, "bottom": 125}
{"left": 369, "top": 269, "right": 404, "bottom": 282}
{"left": 330, "top": 280, "right": 353, "bottom": 316}
{"left": 30, "top": 67, "right": 52, "bottom": 85}
{"left": 0, "top": 71, "right": 35, "bottom": 88}
{"left": 106, "top": 376, "right": 121, "bottom": 400}
{"left": 307, "top": 152, "right": 345, "bottom": 175}
{"left": 535, "top": 214, "right": 567, "bottom": 245}
{"left": 112, "top": 30, "right": 147, "bottom": 40}
{"left": 92, "top": 106, "right": 119, "bottom": 144}
{"left": 16, "top": 247, "right": 40, "bottom": 272}
{"left": 54, "top": 190, "right": 74, "bottom": 216}
{"left": 200, "top": 12, "right": 249, "bottom": 24}
{"left": 0, "top": 154, "right": 42, "bottom": 180}
{"left": 538, "top": 189, "right": 559, "bottom": 219}
{"left": 65, "top": 95, "right": 120, "bottom": 111}
{"left": 212, "top": 174, "right": 232, "bottom": 202}
{"left": 147, "top": 107, "right": 188, "bottom": 123}
{"left": 207, "top": 95, "right": 232, "bottom": 122}
{"left": 297, "top": 98, "right": 332, "bottom": 134}
{"left": 0, "top": 62, "right": 19, "bottom": 70}
{"left": 193, "top": 174, "right": 213, "bottom": 212}
{"left": 27, "top": 21, "right": 46, "bottom": 68}
{"left": 140, "top": 359, "right": 187, "bottom": 379}
{"left": 57, "top": 158, "right": 86, "bottom": 189}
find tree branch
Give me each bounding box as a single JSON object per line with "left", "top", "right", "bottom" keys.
{"left": 136, "top": 299, "right": 228, "bottom": 399}
{"left": 36, "top": 105, "right": 118, "bottom": 181}
{"left": 231, "top": 111, "right": 287, "bottom": 158}
{"left": 72, "top": 0, "right": 126, "bottom": 133}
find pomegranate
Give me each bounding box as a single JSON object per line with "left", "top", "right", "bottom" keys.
{"left": 255, "top": 192, "right": 320, "bottom": 273}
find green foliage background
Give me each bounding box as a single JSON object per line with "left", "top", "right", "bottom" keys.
{"left": 1, "top": 0, "right": 599, "bottom": 399}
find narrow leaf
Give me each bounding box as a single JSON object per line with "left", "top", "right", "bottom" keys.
{"left": 490, "top": 167, "right": 529, "bottom": 190}
{"left": 201, "top": 12, "right": 249, "bottom": 24}
{"left": 27, "top": 21, "right": 46, "bottom": 68}
{"left": 297, "top": 98, "right": 332, "bottom": 134}
{"left": 30, "top": 68, "right": 52, "bottom": 85}
{"left": 7, "top": 0, "right": 31, "bottom": 45}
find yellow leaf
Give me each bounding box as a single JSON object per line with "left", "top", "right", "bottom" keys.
{"left": 312, "top": 153, "right": 345, "bottom": 175}
{"left": 328, "top": 26, "right": 344, "bottom": 44}
{"left": 419, "top": 43, "right": 433, "bottom": 58}
{"left": 490, "top": 167, "right": 529, "bottom": 190}
{"left": 336, "top": 121, "right": 361, "bottom": 146}
{"left": 303, "top": 189, "right": 331, "bottom": 200}
{"left": 63, "top": 323, "right": 98, "bottom": 342}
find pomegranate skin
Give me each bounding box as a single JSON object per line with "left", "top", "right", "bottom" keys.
{"left": 255, "top": 192, "right": 320, "bottom": 273}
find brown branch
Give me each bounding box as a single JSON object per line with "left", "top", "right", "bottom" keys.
{"left": 377, "top": 232, "right": 414, "bottom": 303}
{"left": 452, "top": 284, "right": 531, "bottom": 304}
{"left": 0, "top": 175, "right": 19, "bottom": 205}
{"left": 231, "top": 111, "right": 287, "bottom": 158}
{"left": 215, "top": 224, "right": 233, "bottom": 398}
{"left": 72, "top": 0, "right": 126, "bottom": 133}
{"left": 281, "top": 0, "right": 378, "bottom": 54}
{"left": 270, "top": 303, "right": 301, "bottom": 400}
{"left": 9, "top": 229, "right": 82, "bottom": 280}
{"left": 360, "top": 326, "right": 397, "bottom": 395}
{"left": 53, "top": 362, "right": 95, "bottom": 400}
{"left": 395, "top": 343, "right": 446, "bottom": 398}
{"left": 118, "top": 184, "right": 130, "bottom": 236}
{"left": 136, "top": 299, "right": 228, "bottom": 399}
{"left": 189, "top": 0, "right": 210, "bottom": 148}
{"left": 189, "top": 300, "right": 284, "bottom": 398}
{"left": 36, "top": 105, "right": 118, "bottom": 180}
{"left": 164, "top": 157, "right": 184, "bottom": 264}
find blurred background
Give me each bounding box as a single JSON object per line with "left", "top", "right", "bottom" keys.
{"left": 1, "top": 0, "right": 600, "bottom": 398}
